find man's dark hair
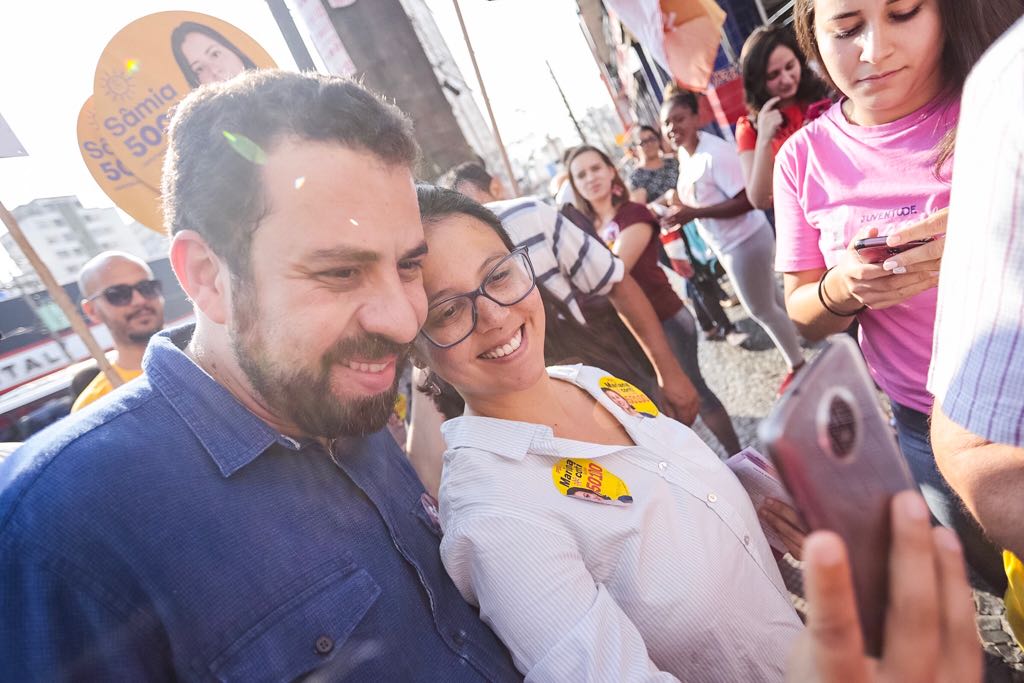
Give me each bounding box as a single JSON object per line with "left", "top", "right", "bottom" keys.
{"left": 162, "top": 69, "right": 419, "bottom": 273}
{"left": 441, "top": 161, "right": 493, "bottom": 194}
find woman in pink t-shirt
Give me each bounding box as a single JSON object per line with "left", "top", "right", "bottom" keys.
{"left": 774, "top": 0, "right": 1020, "bottom": 587}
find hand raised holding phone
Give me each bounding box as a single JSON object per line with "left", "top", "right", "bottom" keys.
{"left": 787, "top": 492, "right": 980, "bottom": 683}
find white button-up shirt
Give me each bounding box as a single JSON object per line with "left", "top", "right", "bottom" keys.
{"left": 439, "top": 365, "right": 802, "bottom": 682}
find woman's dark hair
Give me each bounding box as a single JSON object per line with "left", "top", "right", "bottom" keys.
{"left": 635, "top": 124, "right": 661, "bottom": 144}
{"left": 793, "top": 0, "right": 1023, "bottom": 174}
{"left": 171, "top": 21, "right": 258, "bottom": 89}
{"left": 566, "top": 145, "right": 630, "bottom": 220}
{"left": 414, "top": 184, "right": 648, "bottom": 419}
{"left": 740, "top": 24, "right": 831, "bottom": 118}
{"left": 660, "top": 86, "right": 700, "bottom": 118}
{"left": 163, "top": 70, "right": 417, "bottom": 275}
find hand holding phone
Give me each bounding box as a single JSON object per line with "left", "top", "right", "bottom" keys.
{"left": 853, "top": 236, "right": 934, "bottom": 264}
{"left": 824, "top": 228, "right": 941, "bottom": 311}
{"left": 759, "top": 335, "right": 916, "bottom": 656}
{"left": 790, "top": 497, "right": 981, "bottom": 682}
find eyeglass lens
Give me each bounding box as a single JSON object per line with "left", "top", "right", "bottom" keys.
{"left": 424, "top": 251, "right": 533, "bottom": 346}
{"left": 103, "top": 280, "right": 162, "bottom": 306}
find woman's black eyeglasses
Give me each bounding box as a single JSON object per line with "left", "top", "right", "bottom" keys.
{"left": 420, "top": 248, "right": 536, "bottom": 349}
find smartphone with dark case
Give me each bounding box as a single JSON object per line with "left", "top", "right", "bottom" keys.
{"left": 853, "top": 236, "right": 934, "bottom": 264}
{"left": 758, "top": 335, "right": 916, "bottom": 656}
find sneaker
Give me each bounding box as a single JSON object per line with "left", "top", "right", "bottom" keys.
{"left": 725, "top": 330, "right": 749, "bottom": 347}
{"left": 776, "top": 362, "right": 806, "bottom": 397}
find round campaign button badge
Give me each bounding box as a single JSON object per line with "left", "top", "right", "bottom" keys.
{"left": 598, "top": 376, "right": 659, "bottom": 418}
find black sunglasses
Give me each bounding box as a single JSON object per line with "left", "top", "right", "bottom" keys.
{"left": 87, "top": 279, "right": 163, "bottom": 306}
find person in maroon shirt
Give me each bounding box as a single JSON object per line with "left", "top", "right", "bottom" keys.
{"left": 568, "top": 145, "right": 740, "bottom": 455}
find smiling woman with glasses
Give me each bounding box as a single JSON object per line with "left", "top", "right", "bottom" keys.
{"left": 410, "top": 185, "right": 804, "bottom": 681}
{"left": 421, "top": 248, "right": 535, "bottom": 349}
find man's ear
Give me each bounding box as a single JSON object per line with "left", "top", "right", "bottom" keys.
{"left": 80, "top": 299, "right": 97, "bottom": 325}
{"left": 169, "top": 230, "right": 231, "bottom": 325}
{"left": 489, "top": 177, "right": 506, "bottom": 201}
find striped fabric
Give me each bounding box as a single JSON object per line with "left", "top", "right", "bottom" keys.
{"left": 438, "top": 365, "right": 802, "bottom": 682}
{"left": 929, "top": 18, "right": 1024, "bottom": 447}
{"left": 488, "top": 198, "right": 624, "bottom": 323}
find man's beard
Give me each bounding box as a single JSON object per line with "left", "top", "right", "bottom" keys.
{"left": 124, "top": 305, "right": 164, "bottom": 344}
{"left": 229, "top": 284, "right": 409, "bottom": 439}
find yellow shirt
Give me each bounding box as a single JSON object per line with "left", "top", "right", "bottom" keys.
{"left": 1005, "top": 551, "right": 1024, "bottom": 647}
{"left": 70, "top": 365, "right": 143, "bottom": 413}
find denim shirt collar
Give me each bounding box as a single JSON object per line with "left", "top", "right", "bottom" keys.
{"left": 143, "top": 324, "right": 281, "bottom": 478}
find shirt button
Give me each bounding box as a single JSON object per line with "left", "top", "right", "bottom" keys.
{"left": 658, "top": 461, "right": 668, "bottom": 474}
{"left": 743, "top": 534, "right": 751, "bottom": 545}
{"left": 453, "top": 629, "right": 467, "bottom": 646}
{"left": 707, "top": 493, "right": 718, "bottom": 503}
{"left": 314, "top": 635, "right": 334, "bottom": 655}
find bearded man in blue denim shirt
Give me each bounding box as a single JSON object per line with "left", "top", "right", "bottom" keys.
{"left": 0, "top": 70, "right": 520, "bottom": 681}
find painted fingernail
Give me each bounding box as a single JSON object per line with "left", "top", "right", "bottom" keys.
{"left": 893, "top": 266, "right": 907, "bottom": 275}
{"left": 883, "top": 260, "right": 898, "bottom": 271}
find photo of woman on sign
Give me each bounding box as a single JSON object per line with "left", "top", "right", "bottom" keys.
{"left": 171, "top": 21, "right": 257, "bottom": 88}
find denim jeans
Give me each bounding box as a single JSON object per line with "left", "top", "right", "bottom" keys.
{"left": 891, "top": 401, "right": 1007, "bottom": 590}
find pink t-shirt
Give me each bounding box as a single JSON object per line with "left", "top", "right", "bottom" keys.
{"left": 774, "top": 97, "right": 959, "bottom": 413}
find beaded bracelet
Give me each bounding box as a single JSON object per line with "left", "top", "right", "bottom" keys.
{"left": 818, "top": 267, "right": 866, "bottom": 317}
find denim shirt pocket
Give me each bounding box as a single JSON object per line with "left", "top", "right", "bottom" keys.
{"left": 207, "top": 564, "right": 381, "bottom": 682}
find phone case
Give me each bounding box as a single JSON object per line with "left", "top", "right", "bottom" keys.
{"left": 758, "top": 335, "right": 916, "bottom": 656}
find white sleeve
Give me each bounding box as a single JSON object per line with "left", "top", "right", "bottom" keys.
{"left": 709, "top": 137, "right": 748, "bottom": 199}
{"left": 441, "top": 515, "right": 677, "bottom": 682}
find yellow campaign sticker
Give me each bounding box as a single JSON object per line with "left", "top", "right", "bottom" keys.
{"left": 393, "top": 392, "right": 408, "bottom": 422}
{"left": 599, "top": 376, "right": 659, "bottom": 418}
{"left": 552, "top": 458, "right": 633, "bottom": 506}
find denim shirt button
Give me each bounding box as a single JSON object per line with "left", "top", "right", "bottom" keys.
{"left": 315, "top": 635, "right": 334, "bottom": 655}
{"left": 452, "top": 629, "right": 467, "bottom": 646}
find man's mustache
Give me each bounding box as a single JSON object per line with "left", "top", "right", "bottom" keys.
{"left": 127, "top": 305, "right": 159, "bottom": 321}
{"left": 322, "top": 334, "right": 411, "bottom": 369}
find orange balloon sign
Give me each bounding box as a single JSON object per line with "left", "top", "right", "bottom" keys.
{"left": 92, "top": 11, "right": 276, "bottom": 189}
{"left": 77, "top": 97, "right": 164, "bottom": 233}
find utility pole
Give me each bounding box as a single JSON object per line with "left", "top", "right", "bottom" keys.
{"left": 265, "top": 0, "right": 318, "bottom": 71}
{"left": 451, "top": 0, "right": 520, "bottom": 195}
{"left": 547, "top": 60, "right": 587, "bottom": 145}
